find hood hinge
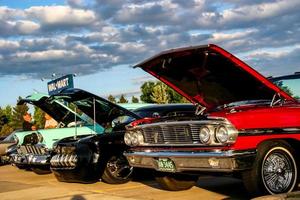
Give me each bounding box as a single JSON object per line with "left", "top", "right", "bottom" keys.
{"left": 195, "top": 103, "right": 206, "bottom": 115}
{"left": 270, "top": 93, "right": 284, "bottom": 107}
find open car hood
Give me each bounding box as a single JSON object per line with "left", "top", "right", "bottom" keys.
{"left": 51, "top": 88, "right": 140, "bottom": 126}
{"left": 135, "top": 44, "right": 295, "bottom": 110}
{"left": 18, "top": 93, "right": 78, "bottom": 124}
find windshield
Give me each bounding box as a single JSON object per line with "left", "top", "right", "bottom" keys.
{"left": 272, "top": 74, "right": 300, "bottom": 101}
{"left": 222, "top": 99, "right": 271, "bottom": 109}
{"left": 65, "top": 97, "right": 137, "bottom": 129}
{"left": 51, "top": 88, "right": 140, "bottom": 130}
{"left": 3, "top": 132, "right": 16, "bottom": 142}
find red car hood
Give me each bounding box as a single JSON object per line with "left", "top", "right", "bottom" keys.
{"left": 135, "top": 44, "right": 295, "bottom": 110}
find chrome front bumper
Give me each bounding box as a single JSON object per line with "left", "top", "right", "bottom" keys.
{"left": 124, "top": 150, "right": 256, "bottom": 173}
{"left": 12, "top": 153, "right": 50, "bottom": 165}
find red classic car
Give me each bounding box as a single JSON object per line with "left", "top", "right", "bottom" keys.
{"left": 123, "top": 44, "right": 300, "bottom": 196}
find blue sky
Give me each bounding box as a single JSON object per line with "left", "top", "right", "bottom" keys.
{"left": 0, "top": 0, "right": 65, "bottom": 8}
{"left": 0, "top": 0, "right": 300, "bottom": 107}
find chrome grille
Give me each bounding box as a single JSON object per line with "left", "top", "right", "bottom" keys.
{"left": 19, "top": 145, "right": 46, "bottom": 155}
{"left": 50, "top": 154, "right": 78, "bottom": 169}
{"left": 142, "top": 124, "right": 202, "bottom": 144}
{"left": 127, "top": 119, "right": 238, "bottom": 146}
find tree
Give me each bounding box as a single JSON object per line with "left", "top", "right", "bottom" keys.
{"left": 118, "top": 95, "right": 128, "bottom": 103}
{"left": 0, "top": 105, "right": 14, "bottom": 136}
{"left": 140, "top": 81, "right": 156, "bottom": 103}
{"left": 0, "top": 124, "right": 13, "bottom": 136}
{"left": 0, "top": 107, "right": 6, "bottom": 134}
{"left": 151, "top": 83, "right": 170, "bottom": 104}
{"left": 108, "top": 95, "right": 116, "bottom": 103}
{"left": 140, "top": 81, "right": 190, "bottom": 103}
{"left": 3, "top": 105, "right": 12, "bottom": 122}
{"left": 275, "top": 81, "right": 294, "bottom": 96}
{"left": 167, "top": 87, "right": 183, "bottom": 103}
{"left": 131, "top": 96, "right": 139, "bottom": 103}
{"left": 34, "top": 106, "right": 45, "bottom": 129}
{"left": 10, "top": 97, "right": 29, "bottom": 130}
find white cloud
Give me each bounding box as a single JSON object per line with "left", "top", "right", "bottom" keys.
{"left": 244, "top": 46, "right": 298, "bottom": 60}
{"left": 115, "top": 1, "right": 179, "bottom": 24}
{"left": 14, "top": 50, "right": 76, "bottom": 61}
{"left": 209, "top": 29, "right": 257, "bottom": 42}
{"left": 25, "top": 6, "right": 96, "bottom": 26}
{"left": 67, "top": 0, "right": 85, "bottom": 8}
{"left": 221, "top": 0, "right": 300, "bottom": 25}
{"left": 14, "top": 20, "right": 40, "bottom": 34}
{"left": 0, "top": 6, "right": 24, "bottom": 20}
{"left": 131, "top": 75, "right": 156, "bottom": 85}
{"left": 0, "top": 0, "right": 299, "bottom": 79}
{"left": 73, "top": 43, "right": 93, "bottom": 54}
{"left": 118, "top": 42, "right": 146, "bottom": 53}
{"left": 0, "top": 40, "right": 20, "bottom": 50}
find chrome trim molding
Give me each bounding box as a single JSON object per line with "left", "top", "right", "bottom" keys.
{"left": 124, "top": 149, "right": 256, "bottom": 172}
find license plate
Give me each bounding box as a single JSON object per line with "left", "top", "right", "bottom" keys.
{"left": 157, "top": 158, "right": 176, "bottom": 172}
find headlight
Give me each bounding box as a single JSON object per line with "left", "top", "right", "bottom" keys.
{"left": 215, "top": 126, "right": 229, "bottom": 143}
{"left": 199, "top": 126, "right": 211, "bottom": 144}
{"left": 124, "top": 130, "right": 144, "bottom": 146}
{"left": 132, "top": 130, "right": 144, "bottom": 146}
{"left": 124, "top": 131, "right": 133, "bottom": 146}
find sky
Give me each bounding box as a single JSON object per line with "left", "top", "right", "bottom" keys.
{"left": 0, "top": 0, "right": 299, "bottom": 107}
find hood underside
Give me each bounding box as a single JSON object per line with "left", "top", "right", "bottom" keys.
{"left": 135, "top": 44, "right": 295, "bottom": 110}
{"left": 51, "top": 88, "right": 140, "bottom": 126}
{"left": 18, "top": 93, "right": 76, "bottom": 124}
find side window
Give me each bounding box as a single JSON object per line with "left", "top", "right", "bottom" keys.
{"left": 274, "top": 79, "right": 300, "bottom": 100}
{"left": 101, "top": 115, "right": 136, "bottom": 133}
{"left": 112, "top": 115, "right": 136, "bottom": 127}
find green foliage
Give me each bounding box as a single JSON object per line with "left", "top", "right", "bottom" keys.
{"left": 108, "top": 94, "right": 116, "bottom": 103}
{"left": 131, "top": 96, "right": 139, "bottom": 103}
{"left": 34, "top": 106, "right": 45, "bottom": 129}
{"left": 276, "top": 81, "right": 294, "bottom": 96}
{"left": 10, "top": 97, "right": 29, "bottom": 130}
{"left": 151, "top": 83, "right": 169, "bottom": 104}
{"left": 140, "top": 81, "right": 156, "bottom": 103}
{"left": 0, "top": 124, "right": 13, "bottom": 136}
{"left": 2, "top": 105, "right": 12, "bottom": 122}
{"left": 0, "top": 105, "right": 17, "bottom": 136}
{"left": 140, "top": 81, "right": 189, "bottom": 103}
{"left": 118, "top": 95, "right": 128, "bottom": 103}
{"left": 0, "top": 108, "right": 8, "bottom": 135}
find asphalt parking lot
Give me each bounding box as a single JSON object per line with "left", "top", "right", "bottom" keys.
{"left": 0, "top": 165, "right": 254, "bottom": 200}
{"left": 1, "top": 165, "right": 299, "bottom": 200}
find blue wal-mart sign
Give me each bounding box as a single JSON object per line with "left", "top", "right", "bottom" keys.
{"left": 47, "top": 74, "right": 74, "bottom": 95}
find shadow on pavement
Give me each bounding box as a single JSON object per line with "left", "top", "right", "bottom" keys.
{"left": 71, "top": 195, "right": 86, "bottom": 200}
{"left": 196, "top": 176, "right": 251, "bottom": 200}
{"left": 133, "top": 171, "right": 251, "bottom": 200}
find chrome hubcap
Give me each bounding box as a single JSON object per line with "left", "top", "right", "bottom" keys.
{"left": 107, "top": 156, "right": 133, "bottom": 180}
{"left": 262, "top": 151, "right": 295, "bottom": 193}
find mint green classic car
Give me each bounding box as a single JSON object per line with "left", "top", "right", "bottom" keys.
{"left": 12, "top": 92, "right": 104, "bottom": 174}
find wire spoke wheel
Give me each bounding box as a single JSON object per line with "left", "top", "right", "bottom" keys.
{"left": 261, "top": 147, "right": 297, "bottom": 194}
{"left": 242, "top": 141, "right": 298, "bottom": 196}
{"left": 107, "top": 156, "right": 133, "bottom": 179}
{"left": 102, "top": 155, "right": 133, "bottom": 184}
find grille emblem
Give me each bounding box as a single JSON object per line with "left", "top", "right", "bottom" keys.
{"left": 183, "top": 127, "right": 190, "bottom": 137}
{"left": 153, "top": 132, "right": 159, "bottom": 143}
